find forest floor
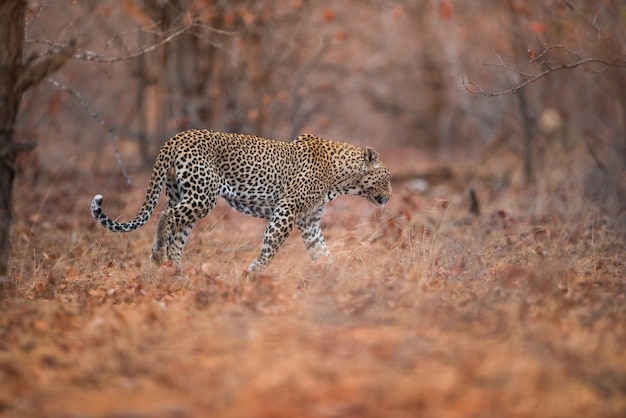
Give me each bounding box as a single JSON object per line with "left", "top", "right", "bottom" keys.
{"left": 1, "top": 144, "right": 625, "bottom": 418}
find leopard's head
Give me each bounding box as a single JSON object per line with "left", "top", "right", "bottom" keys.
{"left": 354, "top": 147, "right": 392, "bottom": 207}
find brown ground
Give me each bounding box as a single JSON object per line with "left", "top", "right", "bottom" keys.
{"left": 1, "top": 145, "right": 625, "bottom": 418}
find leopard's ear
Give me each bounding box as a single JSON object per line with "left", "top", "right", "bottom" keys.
{"left": 364, "top": 147, "right": 380, "bottom": 168}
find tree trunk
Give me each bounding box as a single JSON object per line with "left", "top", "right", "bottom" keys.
{"left": 0, "top": 0, "right": 27, "bottom": 281}
{"left": 0, "top": 1, "right": 75, "bottom": 285}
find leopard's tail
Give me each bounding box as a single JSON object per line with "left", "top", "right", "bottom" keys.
{"left": 90, "top": 141, "right": 175, "bottom": 233}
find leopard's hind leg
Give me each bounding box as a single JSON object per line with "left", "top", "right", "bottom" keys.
{"left": 151, "top": 166, "right": 217, "bottom": 274}
{"left": 151, "top": 213, "right": 196, "bottom": 273}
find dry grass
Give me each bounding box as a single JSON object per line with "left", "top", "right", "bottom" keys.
{"left": 1, "top": 146, "right": 625, "bottom": 418}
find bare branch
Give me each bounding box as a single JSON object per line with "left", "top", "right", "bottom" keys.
{"left": 461, "top": 44, "right": 626, "bottom": 97}
{"left": 46, "top": 78, "right": 139, "bottom": 189}
{"left": 561, "top": 0, "right": 606, "bottom": 42}
{"left": 0, "top": 142, "right": 36, "bottom": 159}
{"left": 26, "top": 19, "right": 215, "bottom": 64}
{"left": 15, "top": 38, "right": 77, "bottom": 93}
{"left": 529, "top": 44, "right": 583, "bottom": 65}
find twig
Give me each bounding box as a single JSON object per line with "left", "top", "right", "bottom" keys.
{"left": 460, "top": 48, "right": 625, "bottom": 97}
{"left": 31, "top": 17, "right": 217, "bottom": 188}
{"left": 16, "top": 39, "right": 77, "bottom": 93}
{"left": 47, "top": 78, "right": 139, "bottom": 189}
{"left": 27, "top": 21, "right": 198, "bottom": 63}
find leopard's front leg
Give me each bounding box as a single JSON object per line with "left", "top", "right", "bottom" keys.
{"left": 247, "top": 205, "right": 296, "bottom": 272}
{"left": 296, "top": 204, "right": 330, "bottom": 261}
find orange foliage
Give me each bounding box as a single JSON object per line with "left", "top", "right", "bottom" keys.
{"left": 121, "top": 0, "right": 153, "bottom": 29}
{"left": 323, "top": 8, "right": 336, "bottom": 23}
{"left": 439, "top": 0, "right": 453, "bottom": 19}
{"left": 529, "top": 20, "right": 547, "bottom": 35}
{"left": 391, "top": 6, "right": 405, "bottom": 20}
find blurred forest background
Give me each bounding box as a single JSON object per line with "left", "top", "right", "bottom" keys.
{"left": 15, "top": 0, "right": 625, "bottom": 211}
{"left": 2, "top": 1, "right": 626, "bottom": 416}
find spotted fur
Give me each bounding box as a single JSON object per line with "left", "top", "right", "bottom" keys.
{"left": 91, "top": 129, "right": 391, "bottom": 273}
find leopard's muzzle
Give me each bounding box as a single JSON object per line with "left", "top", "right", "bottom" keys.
{"left": 374, "top": 195, "right": 389, "bottom": 206}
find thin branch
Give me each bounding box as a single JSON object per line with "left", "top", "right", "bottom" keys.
{"left": 529, "top": 43, "right": 583, "bottom": 65}
{"left": 461, "top": 45, "right": 626, "bottom": 96}
{"left": 26, "top": 19, "right": 214, "bottom": 188}
{"left": 47, "top": 78, "right": 139, "bottom": 190}
{"left": 16, "top": 39, "right": 77, "bottom": 93}
{"left": 27, "top": 20, "right": 199, "bottom": 64}
{"left": 85, "top": 23, "right": 191, "bottom": 62}
{"left": 561, "top": 0, "right": 606, "bottom": 42}
{"left": 0, "top": 142, "right": 37, "bottom": 159}
{"left": 481, "top": 52, "right": 536, "bottom": 77}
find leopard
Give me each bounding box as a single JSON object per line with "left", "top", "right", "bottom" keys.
{"left": 90, "top": 129, "right": 391, "bottom": 274}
